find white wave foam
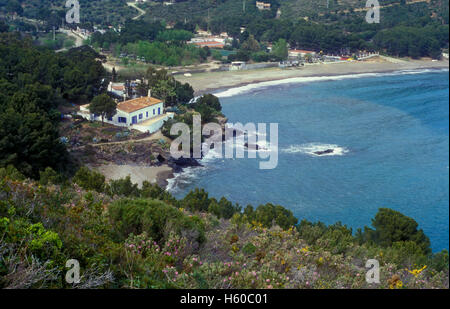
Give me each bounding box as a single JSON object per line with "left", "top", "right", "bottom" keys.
{"left": 166, "top": 165, "right": 205, "bottom": 193}
{"left": 282, "top": 143, "right": 349, "bottom": 157}
{"left": 214, "top": 68, "right": 448, "bottom": 98}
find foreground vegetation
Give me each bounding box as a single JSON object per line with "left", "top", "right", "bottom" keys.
{"left": 0, "top": 166, "right": 448, "bottom": 289}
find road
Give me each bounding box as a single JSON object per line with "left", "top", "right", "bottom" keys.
{"left": 55, "top": 29, "right": 85, "bottom": 52}
{"left": 127, "top": 2, "right": 146, "bottom": 20}
{"left": 59, "top": 29, "right": 84, "bottom": 47}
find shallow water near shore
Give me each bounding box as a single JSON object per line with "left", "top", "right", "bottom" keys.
{"left": 169, "top": 69, "right": 449, "bottom": 252}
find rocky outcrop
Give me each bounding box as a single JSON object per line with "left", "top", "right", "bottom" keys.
{"left": 314, "top": 149, "right": 334, "bottom": 156}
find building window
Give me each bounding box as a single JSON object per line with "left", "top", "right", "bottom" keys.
{"left": 158, "top": 107, "right": 161, "bottom": 115}
{"left": 118, "top": 117, "right": 127, "bottom": 123}
{"left": 146, "top": 111, "right": 148, "bottom": 118}
{"left": 153, "top": 109, "right": 155, "bottom": 115}
{"left": 139, "top": 113, "right": 143, "bottom": 120}
{"left": 107, "top": 116, "right": 113, "bottom": 121}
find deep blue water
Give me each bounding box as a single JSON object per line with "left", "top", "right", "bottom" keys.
{"left": 169, "top": 70, "right": 449, "bottom": 252}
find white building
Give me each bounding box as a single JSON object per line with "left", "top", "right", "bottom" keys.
{"left": 229, "top": 61, "right": 246, "bottom": 70}
{"left": 256, "top": 1, "right": 271, "bottom": 10}
{"left": 288, "top": 49, "right": 317, "bottom": 59}
{"left": 107, "top": 82, "right": 126, "bottom": 98}
{"left": 78, "top": 91, "right": 174, "bottom": 134}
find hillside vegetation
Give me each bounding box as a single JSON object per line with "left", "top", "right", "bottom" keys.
{"left": 0, "top": 166, "right": 448, "bottom": 289}
{"left": 1, "top": 0, "right": 448, "bottom": 58}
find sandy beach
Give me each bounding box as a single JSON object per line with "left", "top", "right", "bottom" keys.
{"left": 93, "top": 164, "right": 173, "bottom": 188}
{"left": 175, "top": 57, "right": 449, "bottom": 94}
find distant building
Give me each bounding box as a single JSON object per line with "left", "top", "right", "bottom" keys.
{"left": 288, "top": 49, "right": 316, "bottom": 59}
{"left": 256, "top": 1, "right": 271, "bottom": 10}
{"left": 276, "top": 8, "right": 282, "bottom": 19}
{"left": 323, "top": 55, "right": 341, "bottom": 62}
{"left": 78, "top": 91, "right": 174, "bottom": 133}
{"left": 107, "top": 82, "right": 126, "bottom": 98}
{"left": 230, "top": 61, "right": 246, "bottom": 71}
{"left": 192, "top": 41, "right": 225, "bottom": 49}
{"left": 196, "top": 29, "right": 212, "bottom": 36}
{"left": 165, "top": 22, "right": 175, "bottom": 29}
{"left": 188, "top": 35, "right": 228, "bottom": 49}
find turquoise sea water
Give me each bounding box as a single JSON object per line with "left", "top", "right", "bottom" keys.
{"left": 169, "top": 69, "right": 449, "bottom": 252}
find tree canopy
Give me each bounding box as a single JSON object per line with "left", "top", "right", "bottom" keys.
{"left": 89, "top": 93, "right": 117, "bottom": 125}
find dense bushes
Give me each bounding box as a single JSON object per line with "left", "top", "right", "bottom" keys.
{"left": 295, "top": 209, "right": 435, "bottom": 269}
{"left": 243, "top": 203, "right": 298, "bottom": 230}
{"left": 373, "top": 25, "right": 448, "bottom": 59}
{"left": 0, "top": 172, "right": 448, "bottom": 289}
{"left": 360, "top": 208, "right": 431, "bottom": 255}
{"left": 108, "top": 198, "right": 205, "bottom": 244}
{"left": 0, "top": 34, "right": 106, "bottom": 179}
{"left": 72, "top": 166, "right": 106, "bottom": 193}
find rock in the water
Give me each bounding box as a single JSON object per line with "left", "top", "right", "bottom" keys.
{"left": 244, "top": 142, "right": 259, "bottom": 150}
{"left": 314, "top": 149, "right": 334, "bottom": 156}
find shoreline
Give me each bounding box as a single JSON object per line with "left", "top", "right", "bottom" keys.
{"left": 175, "top": 57, "right": 449, "bottom": 95}
{"left": 95, "top": 58, "right": 449, "bottom": 192}
{"left": 165, "top": 57, "right": 448, "bottom": 193}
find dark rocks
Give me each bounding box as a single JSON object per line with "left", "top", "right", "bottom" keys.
{"left": 168, "top": 157, "right": 201, "bottom": 173}
{"left": 156, "top": 153, "right": 166, "bottom": 163}
{"left": 314, "top": 149, "right": 334, "bottom": 156}
{"left": 244, "top": 142, "right": 259, "bottom": 150}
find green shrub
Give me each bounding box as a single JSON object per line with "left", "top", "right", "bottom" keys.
{"left": 106, "top": 176, "right": 139, "bottom": 197}
{"left": 72, "top": 166, "right": 105, "bottom": 193}
{"left": 141, "top": 181, "right": 177, "bottom": 204}
{"left": 39, "top": 167, "right": 64, "bottom": 185}
{"left": 431, "top": 249, "right": 449, "bottom": 272}
{"left": 208, "top": 197, "right": 241, "bottom": 219}
{"left": 0, "top": 165, "right": 25, "bottom": 181}
{"left": 108, "top": 198, "right": 205, "bottom": 244}
{"left": 180, "top": 188, "right": 211, "bottom": 213}
{"left": 242, "top": 242, "right": 257, "bottom": 255}
{"left": 244, "top": 203, "right": 298, "bottom": 230}
{"left": 0, "top": 218, "right": 62, "bottom": 261}
{"left": 362, "top": 208, "right": 431, "bottom": 255}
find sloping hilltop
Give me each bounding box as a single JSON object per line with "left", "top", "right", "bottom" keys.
{"left": 0, "top": 167, "right": 448, "bottom": 289}
{"left": 0, "top": 0, "right": 136, "bottom": 26}
{"left": 138, "top": 0, "right": 444, "bottom": 21}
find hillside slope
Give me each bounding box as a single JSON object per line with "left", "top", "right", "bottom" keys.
{"left": 0, "top": 167, "right": 448, "bottom": 289}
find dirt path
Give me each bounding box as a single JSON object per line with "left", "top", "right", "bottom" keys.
{"left": 93, "top": 164, "right": 173, "bottom": 188}
{"left": 59, "top": 29, "right": 84, "bottom": 47}
{"left": 89, "top": 131, "right": 167, "bottom": 147}
{"left": 127, "top": 2, "right": 146, "bottom": 20}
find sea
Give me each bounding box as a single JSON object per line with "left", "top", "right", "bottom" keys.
{"left": 167, "top": 69, "right": 449, "bottom": 252}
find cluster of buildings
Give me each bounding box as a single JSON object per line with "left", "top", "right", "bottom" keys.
{"left": 187, "top": 30, "right": 232, "bottom": 49}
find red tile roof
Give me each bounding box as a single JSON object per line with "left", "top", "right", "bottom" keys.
{"left": 117, "top": 97, "right": 163, "bottom": 113}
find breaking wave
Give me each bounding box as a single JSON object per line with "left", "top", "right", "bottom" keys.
{"left": 282, "top": 143, "right": 349, "bottom": 157}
